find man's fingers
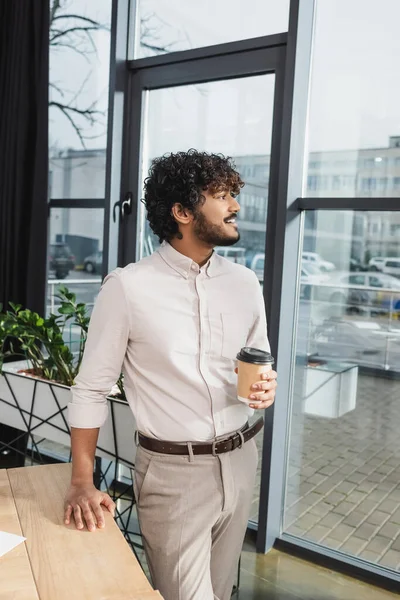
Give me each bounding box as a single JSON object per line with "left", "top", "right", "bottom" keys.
{"left": 249, "top": 398, "right": 275, "bottom": 409}
{"left": 92, "top": 504, "right": 105, "bottom": 529}
{"left": 251, "top": 380, "right": 277, "bottom": 392}
{"left": 101, "top": 494, "right": 116, "bottom": 517}
{"left": 73, "top": 505, "right": 84, "bottom": 530}
{"left": 81, "top": 502, "right": 97, "bottom": 532}
{"left": 64, "top": 504, "right": 72, "bottom": 525}
{"left": 249, "top": 398, "right": 275, "bottom": 410}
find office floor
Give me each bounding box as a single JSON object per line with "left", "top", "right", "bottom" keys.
{"left": 130, "top": 531, "right": 398, "bottom": 599}
{"left": 238, "top": 540, "right": 399, "bottom": 600}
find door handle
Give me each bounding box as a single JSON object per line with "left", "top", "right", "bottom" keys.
{"left": 121, "top": 193, "right": 133, "bottom": 218}
{"left": 113, "top": 192, "right": 133, "bottom": 223}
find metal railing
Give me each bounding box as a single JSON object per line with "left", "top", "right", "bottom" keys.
{"left": 46, "top": 277, "right": 102, "bottom": 315}
{"left": 304, "top": 281, "right": 400, "bottom": 372}
{"left": 307, "top": 280, "right": 400, "bottom": 315}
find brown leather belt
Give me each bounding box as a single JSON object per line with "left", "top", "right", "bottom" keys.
{"left": 138, "top": 417, "right": 264, "bottom": 456}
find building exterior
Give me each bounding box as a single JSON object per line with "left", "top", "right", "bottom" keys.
{"left": 50, "top": 138, "right": 400, "bottom": 267}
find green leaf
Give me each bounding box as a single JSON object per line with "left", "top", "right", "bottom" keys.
{"left": 58, "top": 305, "right": 75, "bottom": 315}
{"left": 9, "top": 302, "right": 22, "bottom": 313}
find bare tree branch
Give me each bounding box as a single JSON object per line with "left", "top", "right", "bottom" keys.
{"left": 50, "top": 0, "right": 61, "bottom": 25}
{"left": 50, "top": 101, "right": 106, "bottom": 147}
{"left": 140, "top": 42, "right": 171, "bottom": 54}
{"left": 52, "top": 14, "right": 102, "bottom": 26}
{"left": 50, "top": 102, "right": 105, "bottom": 123}
{"left": 50, "top": 26, "right": 104, "bottom": 44}
{"left": 49, "top": 81, "right": 66, "bottom": 98}
{"left": 69, "top": 72, "right": 93, "bottom": 106}
{"left": 50, "top": 103, "right": 86, "bottom": 147}
{"left": 50, "top": 41, "right": 91, "bottom": 63}
{"left": 49, "top": 2, "right": 181, "bottom": 148}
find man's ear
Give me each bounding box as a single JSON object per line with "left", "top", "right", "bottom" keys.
{"left": 171, "top": 203, "right": 194, "bottom": 225}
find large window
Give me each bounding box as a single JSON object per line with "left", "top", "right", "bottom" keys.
{"left": 138, "top": 75, "right": 275, "bottom": 278}
{"left": 47, "top": 0, "right": 112, "bottom": 309}
{"left": 49, "top": 0, "right": 111, "bottom": 197}
{"left": 136, "top": 0, "right": 289, "bottom": 58}
{"left": 277, "top": 0, "right": 400, "bottom": 579}
{"left": 47, "top": 207, "right": 104, "bottom": 312}
{"left": 284, "top": 210, "right": 400, "bottom": 571}
{"left": 304, "top": 0, "right": 400, "bottom": 199}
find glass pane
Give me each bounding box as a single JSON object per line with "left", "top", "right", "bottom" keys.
{"left": 284, "top": 210, "right": 400, "bottom": 571}
{"left": 137, "top": 0, "right": 289, "bottom": 58}
{"left": 49, "top": 150, "right": 107, "bottom": 200}
{"left": 306, "top": 0, "right": 400, "bottom": 198}
{"left": 138, "top": 75, "right": 275, "bottom": 525}
{"left": 140, "top": 76, "right": 274, "bottom": 271}
{"left": 49, "top": 0, "right": 112, "bottom": 198}
{"left": 47, "top": 208, "right": 104, "bottom": 330}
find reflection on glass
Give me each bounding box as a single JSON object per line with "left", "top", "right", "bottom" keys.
{"left": 47, "top": 208, "right": 104, "bottom": 331}
{"left": 140, "top": 76, "right": 275, "bottom": 282}
{"left": 137, "top": 0, "right": 289, "bottom": 58}
{"left": 284, "top": 210, "right": 400, "bottom": 572}
{"left": 49, "top": 0, "right": 112, "bottom": 198}
{"left": 139, "top": 75, "right": 276, "bottom": 525}
{"left": 49, "top": 150, "right": 108, "bottom": 200}
{"left": 305, "top": 0, "right": 400, "bottom": 198}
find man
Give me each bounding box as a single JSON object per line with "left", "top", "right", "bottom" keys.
{"left": 65, "top": 149, "right": 277, "bottom": 600}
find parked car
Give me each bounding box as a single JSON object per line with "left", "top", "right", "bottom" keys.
{"left": 245, "top": 249, "right": 260, "bottom": 269}
{"left": 83, "top": 251, "right": 103, "bottom": 274}
{"left": 368, "top": 257, "right": 388, "bottom": 271}
{"left": 250, "top": 253, "right": 265, "bottom": 283}
{"left": 302, "top": 251, "right": 335, "bottom": 272}
{"left": 349, "top": 258, "right": 366, "bottom": 272}
{"left": 311, "top": 319, "right": 385, "bottom": 366}
{"left": 250, "top": 253, "right": 329, "bottom": 295}
{"left": 300, "top": 263, "right": 330, "bottom": 299}
{"left": 215, "top": 246, "right": 246, "bottom": 265}
{"left": 320, "top": 271, "right": 400, "bottom": 315}
{"left": 381, "top": 258, "right": 400, "bottom": 279}
{"left": 49, "top": 243, "right": 75, "bottom": 279}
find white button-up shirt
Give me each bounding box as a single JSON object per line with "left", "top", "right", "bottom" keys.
{"left": 68, "top": 242, "right": 270, "bottom": 441}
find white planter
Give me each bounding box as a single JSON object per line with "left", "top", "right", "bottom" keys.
{"left": 303, "top": 360, "right": 358, "bottom": 418}
{"left": 0, "top": 361, "right": 136, "bottom": 468}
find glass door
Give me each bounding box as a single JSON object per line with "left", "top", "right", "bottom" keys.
{"left": 137, "top": 76, "right": 276, "bottom": 529}
{"left": 118, "top": 41, "right": 287, "bottom": 537}
{"left": 138, "top": 76, "right": 275, "bottom": 272}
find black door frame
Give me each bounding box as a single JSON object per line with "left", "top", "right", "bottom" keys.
{"left": 117, "top": 31, "right": 294, "bottom": 552}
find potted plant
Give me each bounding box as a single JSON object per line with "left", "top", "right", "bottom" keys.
{"left": 0, "top": 287, "right": 135, "bottom": 468}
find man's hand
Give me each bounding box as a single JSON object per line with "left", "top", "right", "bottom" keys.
{"left": 64, "top": 483, "right": 116, "bottom": 532}
{"left": 235, "top": 368, "right": 278, "bottom": 410}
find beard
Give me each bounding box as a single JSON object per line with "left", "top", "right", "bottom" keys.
{"left": 193, "top": 209, "right": 240, "bottom": 247}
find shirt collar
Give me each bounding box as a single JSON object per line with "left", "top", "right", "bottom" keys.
{"left": 157, "top": 242, "right": 219, "bottom": 279}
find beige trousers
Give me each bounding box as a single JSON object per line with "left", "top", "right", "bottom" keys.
{"left": 133, "top": 436, "right": 258, "bottom": 600}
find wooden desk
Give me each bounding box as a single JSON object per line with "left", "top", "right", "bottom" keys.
{"left": 1, "top": 463, "right": 162, "bottom": 600}
{"left": 0, "top": 470, "right": 39, "bottom": 600}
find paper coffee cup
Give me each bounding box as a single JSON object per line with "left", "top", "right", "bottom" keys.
{"left": 236, "top": 347, "right": 274, "bottom": 404}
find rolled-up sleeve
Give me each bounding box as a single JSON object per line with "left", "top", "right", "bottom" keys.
{"left": 246, "top": 273, "right": 271, "bottom": 353}
{"left": 67, "top": 270, "right": 130, "bottom": 428}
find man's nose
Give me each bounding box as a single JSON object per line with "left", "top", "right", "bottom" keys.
{"left": 230, "top": 196, "right": 240, "bottom": 212}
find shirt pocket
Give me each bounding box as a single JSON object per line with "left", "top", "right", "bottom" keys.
{"left": 220, "top": 312, "right": 254, "bottom": 360}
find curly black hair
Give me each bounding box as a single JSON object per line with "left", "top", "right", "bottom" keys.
{"left": 142, "top": 149, "right": 244, "bottom": 243}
